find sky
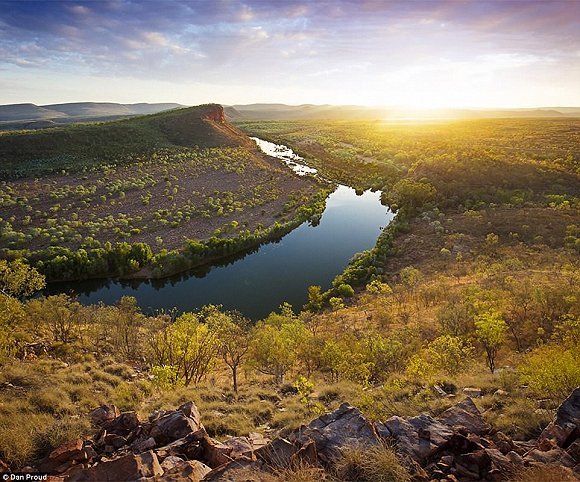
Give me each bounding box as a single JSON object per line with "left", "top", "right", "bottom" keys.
{"left": 0, "top": 0, "right": 579, "bottom": 108}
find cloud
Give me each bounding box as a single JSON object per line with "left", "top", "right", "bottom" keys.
{"left": 0, "top": 0, "right": 578, "bottom": 106}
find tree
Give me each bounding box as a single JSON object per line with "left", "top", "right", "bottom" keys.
{"left": 387, "top": 179, "right": 436, "bottom": 212}
{"left": 203, "top": 306, "right": 250, "bottom": 393}
{"left": 305, "top": 285, "right": 324, "bottom": 312}
{"left": 424, "top": 335, "right": 474, "bottom": 376}
{"left": 27, "top": 294, "right": 82, "bottom": 343}
{"left": 475, "top": 311, "right": 508, "bottom": 373}
{"left": 151, "top": 311, "right": 220, "bottom": 386}
{"left": 249, "top": 307, "right": 308, "bottom": 384}
{"left": 112, "top": 296, "right": 143, "bottom": 359}
{"left": 0, "top": 259, "right": 45, "bottom": 298}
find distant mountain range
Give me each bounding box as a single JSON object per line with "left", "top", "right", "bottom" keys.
{"left": 0, "top": 102, "right": 185, "bottom": 130}
{"left": 224, "top": 104, "right": 580, "bottom": 121}
{"left": 1, "top": 102, "right": 579, "bottom": 130}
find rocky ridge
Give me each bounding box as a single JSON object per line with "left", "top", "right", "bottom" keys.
{"left": 5, "top": 388, "right": 578, "bottom": 481}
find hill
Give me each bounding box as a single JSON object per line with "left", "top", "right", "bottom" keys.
{"left": 0, "top": 101, "right": 185, "bottom": 130}
{"left": 0, "top": 104, "right": 327, "bottom": 280}
{"left": 225, "top": 104, "right": 580, "bottom": 121}
{"left": 0, "top": 104, "right": 250, "bottom": 177}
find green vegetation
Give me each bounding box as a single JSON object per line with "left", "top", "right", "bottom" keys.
{"left": 0, "top": 106, "right": 329, "bottom": 280}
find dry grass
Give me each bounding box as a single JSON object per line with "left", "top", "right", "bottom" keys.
{"left": 507, "top": 465, "right": 579, "bottom": 482}
{"left": 333, "top": 443, "right": 411, "bottom": 482}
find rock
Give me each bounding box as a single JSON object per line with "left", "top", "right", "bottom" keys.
{"left": 42, "top": 439, "right": 86, "bottom": 472}
{"left": 160, "top": 455, "right": 184, "bottom": 472}
{"left": 155, "top": 431, "right": 204, "bottom": 461}
{"left": 556, "top": 387, "right": 580, "bottom": 428}
{"left": 462, "top": 388, "right": 482, "bottom": 398}
{"left": 566, "top": 439, "right": 580, "bottom": 462}
{"left": 222, "top": 437, "right": 254, "bottom": 459}
{"left": 89, "top": 404, "right": 120, "bottom": 427}
{"left": 158, "top": 460, "right": 212, "bottom": 482}
{"left": 67, "top": 450, "right": 162, "bottom": 481}
{"left": 539, "top": 421, "right": 577, "bottom": 448}
{"left": 288, "top": 403, "right": 379, "bottom": 463}
{"left": 132, "top": 436, "right": 157, "bottom": 453}
{"left": 454, "top": 449, "right": 492, "bottom": 479}
{"left": 490, "top": 431, "right": 515, "bottom": 455}
{"left": 150, "top": 405, "right": 204, "bottom": 445}
{"left": 506, "top": 451, "right": 524, "bottom": 464}
{"left": 525, "top": 447, "right": 577, "bottom": 467}
{"left": 201, "top": 436, "right": 233, "bottom": 468}
{"left": 103, "top": 433, "right": 127, "bottom": 450}
{"left": 493, "top": 389, "right": 508, "bottom": 397}
{"left": 202, "top": 457, "right": 271, "bottom": 482}
{"left": 438, "top": 398, "right": 490, "bottom": 435}
{"left": 379, "top": 414, "right": 454, "bottom": 462}
{"left": 103, "top": 411, "right": 140, "bottom": 437}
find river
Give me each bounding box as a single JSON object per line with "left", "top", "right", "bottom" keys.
{"left": 47, "top": 138, "right": 393, "bottom": 319}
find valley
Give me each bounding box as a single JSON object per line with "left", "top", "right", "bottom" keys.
{"left": 0, "top": 107, "right": 578, "bottom": 481}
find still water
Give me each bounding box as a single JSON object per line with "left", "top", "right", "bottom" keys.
{"left": 48, "top": 140, "right": 393, "bottom": 319}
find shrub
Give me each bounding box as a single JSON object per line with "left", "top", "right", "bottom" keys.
{"left": 519, "top": 344, "right": 580, "bottom": 400}
{"left": 334, "top": 443, "right": 411, "bottom": 482}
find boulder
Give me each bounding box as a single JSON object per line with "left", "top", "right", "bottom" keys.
{"left": 555, "top": 387, "right": 580, "bottom": 428}
{"left": 103, "top": 433, "right": 127, "bottom": 450}
{"left": 200, "top": 436, "right": 233, "bottom": 468}
{"left": 524, "top": 447, "right": 576, "bottom": 468}
{"left": 132, "top": 436, "right": 156, "bottom": 454}
{"left": 255, "top": 437, "right": 297, "bottom": 469}
{"left": 202, "top": 457, "right": 272, "bottom": 482}
{"left": 67, "top": 450, "right": 162, "bottom": 481}
{"left": 539, "top": 421, "right": 577, "bottom": 448}
{"left": 89, "top": 404, "right": 120, "bottom": 427}
{"left": 378, "top": 414, "right": 454, "bottom": 462}
{"left": 288, "top": 403, "right": 379, "bottom": 463}
{"left": 150, "top": 402, "right": 204, "bottom": 446}
{"left": 489, "top": 431, "right": 516, "bottom": 455}
{"left": 155, "top": 431, "right": 205, "bottom": 461}
{"left": 454, "top": 449, "right": 492, "bottom": 479}
{"left": 160, "top": 455, "right": 185, "bottom": 472}
{"left": 158, "top": 459, "right": 212, "bottom": 482}
{"left": 41, "top": 439, "right": 86, "bottom": 472}
{"left": 438, "top": 397, "right": 490, "bottom": 435}
{"left": 539, "top": 387, "right": 580, "bottom": 449}
{"left": 103, "top": 411, "right": 140, "bottom": 437}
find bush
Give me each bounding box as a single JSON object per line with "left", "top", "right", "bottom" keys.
{"left": 337, "top": 283, "right": 355, "bottom": 298}
{"left": 334, "top": 443, "right": 411, "bottom": 482}
{"left": 519, "top": 344, "right": 580, "bottom": 400}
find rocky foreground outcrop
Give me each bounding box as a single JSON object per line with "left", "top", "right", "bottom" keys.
{"left": 11, "top": 388, "right": 580, "bottom": 481}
